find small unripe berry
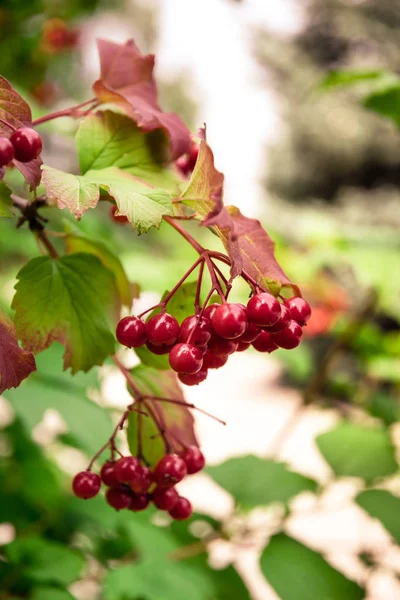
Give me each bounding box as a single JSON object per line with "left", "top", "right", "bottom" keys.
{"left": 212, "top": 303, "right": 247, "bottom": 339}
{"left": 10, "top": 127, "right": 42, "bottom": 162}
{"left": 181, "top": 446, "right": 205, "bottom": 474}
{"left": 154, "top": 454, "right": 187, "bottom": 487}
{"left": 168, "top": 497, "right": 193, "bottom": 520}
{"left": 72, "top": 471, "right": 101, "bottom": 499}
{"left": 152, "top": 486, "right": 179, "bottom": 510}
{"left": 114, "top": 456, "right": 140, "bottom": 484}
{"left": 147, "top": 312, "right": 180, "bottom": 346}
{"left": 247, "top": 293, "right": 281, "bottom": 327}
{"left": 116, "top": 316, "right": 147, "bottom": 348}
{"left": 169, "top": 343, "right": 203, "bottom": 374}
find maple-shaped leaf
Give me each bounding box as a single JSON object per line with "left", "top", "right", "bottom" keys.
{"left": 41, "top": 166, "right": 100, "bottom": 219}
{"left": 12, "top": 253, "right": 118, "bottom": 373}
{"left": 0, "top": 307, "right": 36, "bottom": 394}
{"left": 0, "top": 76, "right": 42, "bottom": 190}
{"left": 92, "top": 39, "right": 191, "bottom": 160}
{"left": 0, "top": 181, "right": 13, "bottom": 217}
{"left": 126, "top": 365, "right": 199, "bottom": 467}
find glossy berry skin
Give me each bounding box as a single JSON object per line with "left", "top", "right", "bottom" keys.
{"left": 208, "top": 335, "right": 238, "bottom": 356}
{"left": 146, "top": 340, "right": 174, "bottom": 355}
{"left": 130, "top": 465, "right": 153, "bottom": 494}
{"left": 236, "top": 340, "right": 251, "bottom": 352}
{"left": 203, "top": 303, "right": 221, "bottom": 321}
{"left": 114, "top": 456, "right": 140, "bottom": 484}
{"left": 179, "top": 315, "right": 212, "bottom": 347}
{"left": 247, "top": 293, "right": 281, "bottom": 327}
{"left": 168, "top": 497, "right": 193, "bottom": 520}
{"left": 271, "top": 320, "right": 303, "bottom": 349}
{"left": 239, "top": 321, "right": 261, "bottom": 344}
{"left": 110, "top": 205, "right": 128, "bottom": 223}
{"left": 152, "top": 486, "right": 179, "bottom": 510}
{"left": 263, "top": 304, "right": 292, "bottom": 333}
{"left": 72, "top": 471, "right": 101, "bottom": 499}
{"left": 284, "top": 297, "right": 312, "bottom": 326}
{"left": 154, "top": 454, "right": 187, "bottom": 487}
{"left": 10, "top": 127, "right": 42, "bottom": 162}
{"left": 178, "top": 369, "right": 208, "bottom": 386}
{"left": 169, "top": 343, "right": 203, "bottom": 374}
{"left": 202, "top": 351, "right": 228, "bottom": 370}
{"left": 100, "top": 461, "right": 119, "bottom": 487}
{"left": 212, "top": 303, "right": 248, "bottom": 339}
{"left": 147, "top": 313, "right": 180, "bottom": 346}
{"left": 130, "top": 493, "right": 150, "bottom": 511}
{"left": 252, "top": 331, "right": 279, "bottom": 353}
{"left": 106, "top": 486, "right": 132, "bottom": 510}
{"left": 0, "top": 137, "right": 14, "bottom": 167}
{"left": 182, "top": 446, "right": 205, "bottom": 474}
{"left": 116, "top": 316, "right": 147, "bottom": 348}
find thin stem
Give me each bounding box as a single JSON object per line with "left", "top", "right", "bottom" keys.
{"left": 204, "top": 253, "right": 226, "bottom": 302}
{"left": 143, "top": 399, "right": 171, "bottom": 453}
{"left": 209, "top": 251, "right": 262, "bottom": 292}
{"left": 112, "top": 354, "right": 142, "bottom": 398}
{"left": 145, "top": 396, "right": 227, "bottom": 426}
{"left": 36, "top": 230, "right": 59, "bottom": 259}
{"left": 0, "top": 117, "right": 16, "bottom": 131}
{"left": 163, "top": 215, "right": 204, "bottom": 254}
{"left": 137, "top": 398, "right": 144, "bottom": 461}
{"left": 194, "top": 259, "right": 205, "bottom": 313}
{"left": 32, "top": 98, "right": 98, "bottom": 126}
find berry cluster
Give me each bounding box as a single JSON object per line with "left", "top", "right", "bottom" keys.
{"left": 72, "top": 446, "right": 205, "bottom": 520}
{"left": 0, "top": 127, "right": 42, "bottom": 167}
{"left": 116, "top": 294, "right": 311, "bottom": 386}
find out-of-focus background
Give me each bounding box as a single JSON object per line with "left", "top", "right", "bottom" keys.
{"left": 1, "top": 1, "right": 400, "bottom": 599}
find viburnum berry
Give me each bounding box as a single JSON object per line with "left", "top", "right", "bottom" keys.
{"left": 147, "top": 312, "right": 180, "bottom": 346}
{"left": 72, "top": 471, "right": 101, "bottom": 499}
{"left": 271, "top": 320, "right": 303, "bottom": 349}
{"left": 152, "top": 486, "right": 179, "bottom": 510}
{"left": 181, "top": 446, "right": 205, "bottom": 474}
{"left": 203, "top": 303, "right": 221, "bottom": 321}
{"left": 236, "top": 340, "right": 251, "bottom": 352}
{"left": 114, "top": 456, "right": 140, "bottom": 484}
{"left": 238, "top": 321, "right": 261, "bottom": 344}
{"left": 154, "top": 454, "right": 187, "bottom": 487}
{"left": 100, "top": 461, "right": 119, "bottom": 487}
{"left": 110, "top": 205, "right": 128, "bottom": 223}
{"left": 0, "top": 137, "right": 14, "bottom": 167}
{"left": 168, "top": 497, "right": 193, "bottom": 520}
{"left": 179, "top": 315, "right": 212, "bottom": 347}
{"left": 178, "top": 369, "right": 208, "bottom": 386}
{"left": 130, "top": 493, "right": 150, "bottom": 512}
{"left": 202, "top": 351, "right": 228, "bottom": 370}
{"left": 106, "top": 486, "right": 132, "bottom": 510}
{"left": 263, "top": 304, "right": 292, "bottom": 333}
{"left": 169, "top": 343, "right": 203, "bottom": 374}
{"left": 116, "top": 316, "right": 147, "bottom": 348}
{"left": 212, "top": 303, "right": 248, "bottom": 339}
{"left": 284, "top": 297, "right": 312, "bottom": 326}
{"left": 208, "top": 334, "right": 238, "bottom": 356}
{"left": 252, "top": 331, "right": 279, "bottom": 353}
{"left": 130, "top": 465, "right": 153, "bottom": 494}
{"left": 10, "top": 127, "right": 42, "bottom": 162}
{"left": 247, "top": 293, "right": 281, "bottom": 327}
{"left": 146, "top": 341, "right": 174, "bottom": 355}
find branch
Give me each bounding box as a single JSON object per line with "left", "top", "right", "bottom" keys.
{"left": 32, "top": 98, "right": 98, "bottom": 126}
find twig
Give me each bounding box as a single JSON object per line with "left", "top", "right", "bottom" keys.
{"left": 32, "top": 98, "right": 98, "bottom": 126}
{"left": 145, "top": 395, "right": 226, "bottom": 426}
{"left": 36, "top": 230, "right": 59, "bottom": 259}
{"left": 143, "top": 399, "right": 171, "bottom": 454}
{"left": 112, "top": 354, "right": 143, "bottom": 398}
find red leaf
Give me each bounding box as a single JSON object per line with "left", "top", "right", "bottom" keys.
{"left": 0, "top": 308, "right": 36, "bottom": 394}
{"left": 15, "top": 157, "right": 43, "bottom": 191}
{"left": 93, "top": 39, "right": 191, "bottom": 160}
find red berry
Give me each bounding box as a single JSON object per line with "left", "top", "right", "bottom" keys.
{"left": 271, "top": 320, "right": 303, "bottom": 349}
{"left": 169, "top": 343, "right": 203, "bottom": 374}
{"left": 236, "top": 340, "right": 251, "bottom": 352}
{"left": 100, "top": 461, "right": 119, "bottom": 487}
{"left": 252, "top": 331, "right": 279, "bottom": 353}
{"left": 212, "top": 303, "right": 248, "bottom": 339}
{"left": 202, "top": 351, "right": 228, "bottom": 370}
{"left": 130, "top": 465, "right": 153, "bottom": 493}
{"left": 145, "top": 340, "right": 174, "bottom": 355}
{"left": 181, "top": 446, "right": 205, "bottom": 474}
{"left": 208, "top": 334, "right": 238, "bottom": 356}
{"left": 72, "top": 471, "right": 101, "bottom": 499}
{"left": 106, "top": 486, "right": 132, "bottom": 510}
{"left": 247, "top": 293, "right": 281, "bottom": 327}
{"left": 179, "top": 315, "right": 212, "bottom": 347}
{"left": 168, "top": 497, "right": 193, "bottom": 520}
{"left": 152, "top": 486, "right": 179, "bottom": 510}
{"left": 10, "top": 128, "right": 42, "bottom": 162}
{"left": 130, "top": 493, "right": 150, "bottom": 511}
{"left": 114, "top": 456, "right": 140, "bottom": 484}
{"left": 178, "top": 369, "right": 208, "bottom": 386}
{"left": 110, "top": 205, "right": 128, "bottom": 223}
{"left": 239, "top": 321, "right": 261, "bottom": 344}
{"left": 154, "top": 454, "right": 187, "bottom": 487}
{"left": 203, "top": 303, "right": 221, "bottom": 321}
{"left": 147, "top": 313, "right": 180, "bottom": 346}
{"left": 197, "top": 344, "right": 208, "bottom": 356}
{"left": 116, "top": 316, "right": 147, "bottom": 348}
{"left": 263, "top": 304, "right": 292, "bottom": 333}
{"left": 284, "top": 297, "right": 312, "bottom": 326}
{"left": 0, "top": 137, "right": 14, "bottom": 167}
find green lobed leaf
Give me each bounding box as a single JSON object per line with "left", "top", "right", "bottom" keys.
{"left": 356, "top": 490, "right": 400, "bottom": 544}
{"left": 260, "top": 534, "right": 364, "bottom": 600}
{"left": 207, "top": 455, "right": 317, "bottom": 509}
{"left": 316, "top": 422, "right": 398, "bottom": 483}
{"left": 363, "top": 84, "right": 400, "bottom": 127}
{"left": 12, "top": 253, "right": 117, "bottom": 373}
{"left": 41, "top": 166, "right": 100, "bottom": 219}
{"left": 0, "top": 181, "right": 12, "bottom": 217}
{"left": 0, "top": 306, "right": 36, "bottom": 393}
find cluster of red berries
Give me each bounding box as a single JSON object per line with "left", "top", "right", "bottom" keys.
{"left": 116, "top": 294, "right": 311, "bottom": 386}
{"left": 72, "top": 446, "right": 205, "bottom": 520}
{"left": 0, "top": 127, "right": 42, "bottom": 167}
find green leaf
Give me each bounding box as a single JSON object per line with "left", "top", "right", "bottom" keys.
{"left": 319, "top": 70, "right": 389, "bottom": 90}
{"left": 364, "top": 84, "right": 400, "bottom": 127}
{"left": 365, "top": 391, "right": 400, "bottom": 426}
{"left": 0, "top": 181, "right": 12, "bottom": 217}
{"left": 41, "top": 166, "right": 100, "bottom": 219}
{"left": 65, "top": 233, "right": 132, "bottom": 307}
{"left": 260, "top": 534, "right": 364, "bottom": 600}
{"left": 316, "top": 423, "right": 397, "bottom": 483}
{"left": 356, "top": 490, "right": 400, "bottom": 544}
{"left": 207, "top": 456, "right": 317, "bottom": 508}
{"left": 12, "top": 254, "right": 117, "bottom": 373}
{"left": 76, "top": 110, "right": 180, "bottom": 192}
{"left": 4, "top": 536, "right": 85, "bottom": 586}
{"left": 135, "top": 343, "right": 171, "bottom": 370}
{"left": 31, "top": 588, "right": 75, "bottom": 600}
{"left": 127, "top": 365, "right": 198, "bottom": 467}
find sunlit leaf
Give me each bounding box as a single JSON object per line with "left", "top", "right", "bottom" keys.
{"left": 42, "top": 166, "right": 100, "bottom": 219}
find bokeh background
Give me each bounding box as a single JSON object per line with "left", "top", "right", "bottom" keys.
{"left": 1, "top": 1, "right": 400, "bottom": 599}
